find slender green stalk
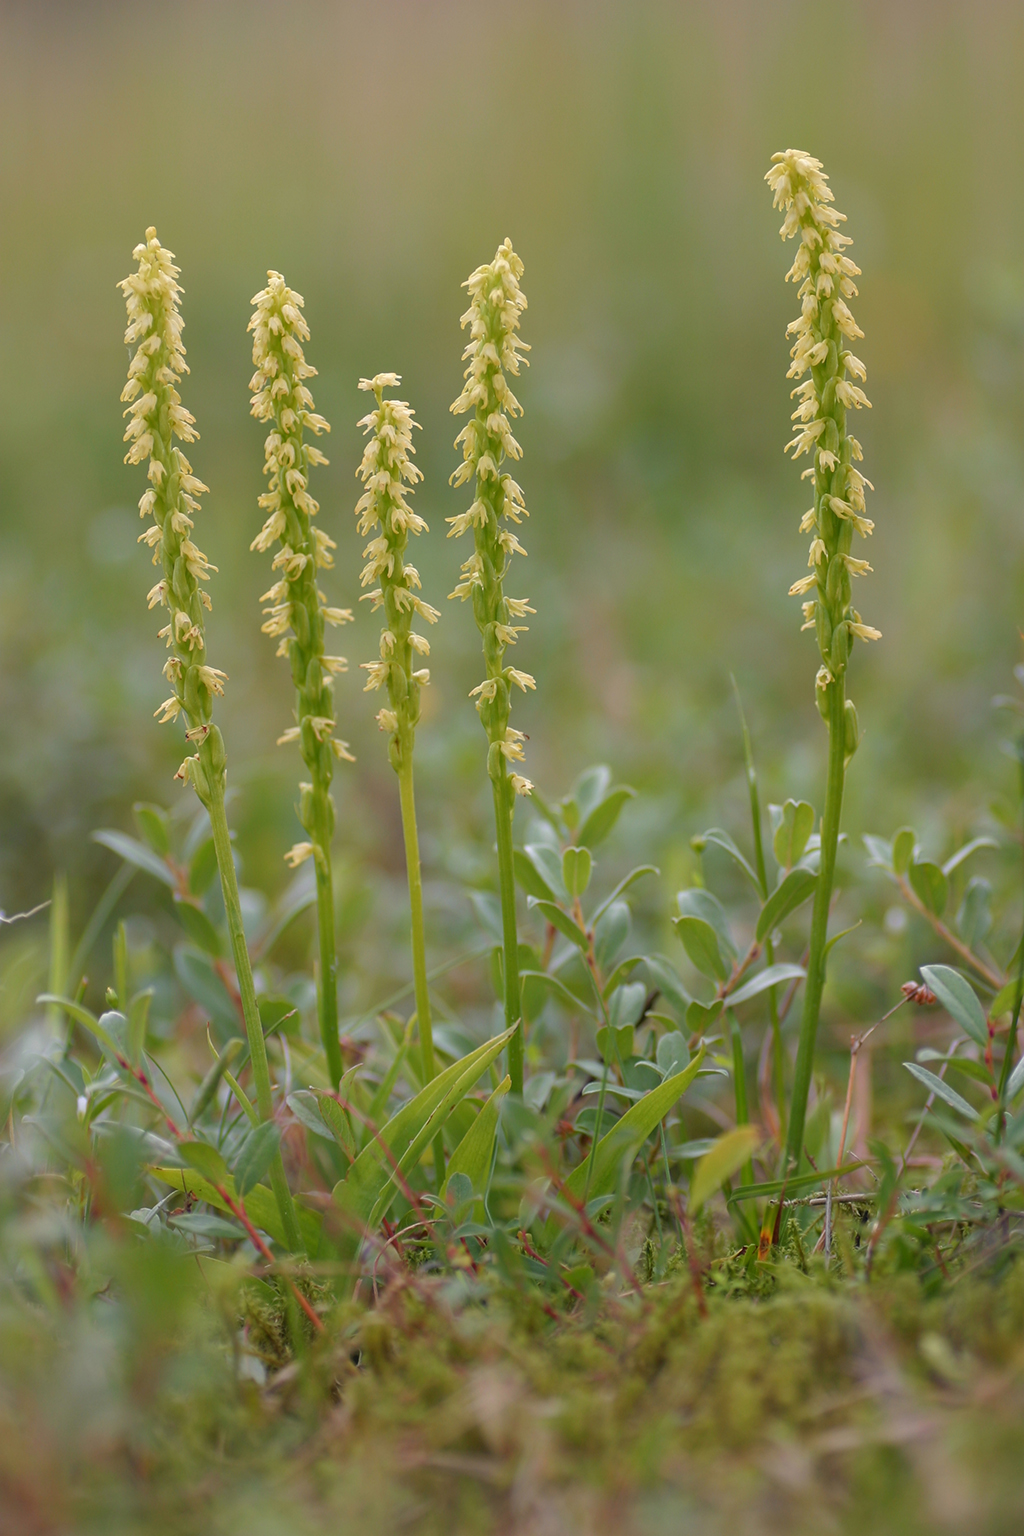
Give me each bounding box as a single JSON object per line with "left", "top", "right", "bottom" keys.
{"left": 786, "top": 674, "right": 847, "bottom": 1167}
{"left": 207, "top": 789, "right": 303, "bottom": 1252}
{"left": 493, "top": 774, "right": 524, "bottom": 1093}
{"left": 249, "top": 273, "right": 353, "bottom": 1090}
{"left": 765, "top": 153, "right": 880, "bottom": 1169}
{"left": 355, "top": 375, "right": 444, "bottom": 1174}
{"left": 119, "top": 230, "right": 302, "bottom": 1251}
{"left": 398, "top": 761, "right": 435, "bottom": 1082}
{"left": 448, "top": 241, "right": 535, "bottom": 1095}
{"left": 733, "top": 681, "right": 786, "bottom": 1130}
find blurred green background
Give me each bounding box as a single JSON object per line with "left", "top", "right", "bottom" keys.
{"left": 2, "top": 0, "right": 1024, "bottom": 929}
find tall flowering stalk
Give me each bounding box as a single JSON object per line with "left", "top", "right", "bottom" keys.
{"left": 449, "top": 239, "right": 535, "bottom": 1095}
{"left": 248, "top": 272, "right": 353, "bottom": 1090}
{"left": 119, "top": 230, "right": 302, "bottom": 1252}
{"left": 356, "top": 374, "right": 443, "bottom": 1168}
{"left": 765, "top": 151, "right": 881, "bottom": 1170}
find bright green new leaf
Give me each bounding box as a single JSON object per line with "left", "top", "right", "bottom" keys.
{"left": 443, "top": 1075, "right": 510, "bottom": 1196}
{"left": 674, "top": 916, "right": 726, "bottom": 981}
{"left": 891, "top": 826, "right": 916, "bottom": 875}
{"left": 578, "top": 787, "right": 635, "bottom": 848}
{"left": 690, "top": 1124, "right": 763, "bottom": 1213}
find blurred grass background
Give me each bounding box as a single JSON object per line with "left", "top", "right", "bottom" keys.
{"left": 2, "top": 0, "right": 1024, "bottom": 931}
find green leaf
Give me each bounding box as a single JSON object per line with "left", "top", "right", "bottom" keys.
{"left": 189, "top": 837, "right": 219, "bottom": 897}
{"left": 173, "top": 947, "right": 239, "bottom": 1034}
{"left": 909, "top": 860, "right": 949, "bottom": 917}
{"left": 608, "top": 981, "right": 646, "bottom": 1029}
{"left": 694, "top": 828, "right": 759, "bottom": 892}
{"left": 674, "top": 917, "right": 726, "bottom": 981}
{"left": 179, "top": 1139, "right": 230, "bottom": 1185}
{"left": 519, "top": 969, "right": 597, "bottom": 1018}
{"left": 543, "top": 1048, "right": 705, "bottom": 1243}
{"left": 891, "top": 826, "right": 916, "bottom": 876}
{"left": 287, "top": 1090, "right": 337, "bottom": 1144}
{"left": 991, "top": 978, "right": 1024, "bottom": 1019}
{"left": 1007, "top": 1055, "right": 1024, "bottom": 1101}
{"left": 726, "top": 963, "right": 805, "bottom": 1009}
{"left": 562, "top": 846, "right": 593, "bottom": 898}
{"left": 92, "top": 829, "right": 175, "bottom": 889}
{"left": 903, "top": 1061, "right": 980, "bottom": 1122}
{"left": 593, "top": 901, "right": 630, "bottom": 970}
{"left": 589, "top": 865, "right": 658, "bottom": 926}
{"left": 578, "top": 787, "right": 636, "bottom": 849}
{"left": 690, "top": 1125, "right": 763, "bottom": 1213}
{"left": 514, "top": 848, "right": 558, "bottom": 901}
{"left": 150, "top": 1166, "right": 322, "bottom": 1255}
{"left": 642, "top": 952, "right": 691, "bottom": 1013}
{"left": 522, "top": 844, "right": 567, "bottom": 902}
{"left": 601, "top": 956, "right": 644, "bottom": 997}
{"left": 173, "top": 896, "right": 223, "bottom": 956}
{"left": 942, "top": 837, "right": 998, "bottom": 878}
{"left": 335, "top": 1028, "right": 516, "bottom": 1232}
{"left": 37, "top": 994, "right": 120, "bottom": 1057}
{"left": 863, "top": 834, "right": 895, "bottom": 872}
{"left": 756, "top": 867, "right": 817, "bottom": 943}
{"left": 233, "top": 1121, "right": 281, "bottom": 1197}
{"left": 772, "top": 800, "right": 815, "bottom": 870}
{"left": 128, "top": 989, "right": 153, "bottom": 1067}
{"left": 572, "top": 765, "right": 614, "bottom": 824}
{"left": 596, "top": 1023, "right": 634, "bottom": 1065}
{"left": 686, "top": 997, "right": 724, "bottom": 1033}
{"left": 676, "top": 888, "right": 736, "bottom": 960}
{"left": 956, "top": 877, "right": 992, "bottom": 950}
{"left": 133, "top": 802, "right": 170, "bottom": 858}
{"left": 824, "top": 920, "right": 862, "bottom": 960}
{"left": 656, "top": 1031, "right": 689, "bottom": 1078}
{"left": 527, "top": 897, "right": 589, "bottom": 951}
{"left": 316, "top": 1074, "right": 361, "bottom": 1158}
{"left": 443, "top": 1075, "right": 510, "bottom": 1195}
{"left": 920, "top": 965, "right": 989, "bottom": 1049}
{"left": 728, "top": 1162, "right": 866, "bottom": 1202}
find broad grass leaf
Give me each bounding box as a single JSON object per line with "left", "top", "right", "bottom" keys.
{"left": 334, "top": 1027, "right": 516, "bottom": 1232}
{"left": 542, "top": 1048, "right": 705, "bottom": 1244}
{"left": 903, "top": 1061, "right": 980, "bottom": 1121}
{"left": 756, "top": 868, "right": 817, "bottom": 943}
{"left": 920, "top": 965, "right": 989, "bottom": 1048}
{"left": 690, "top": 1124, "right": 763, "bottom": 1213}
{"left": 909, "top": 860, "right": 949, "bottom": 917}
{"left": 443, "top": 1074, "right": 510, "bottom": 1195}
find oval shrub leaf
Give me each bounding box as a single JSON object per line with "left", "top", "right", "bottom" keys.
{"left": 726, "top": 962, "right": 806, "bottom": 1008}
{"left": 578, "top": 787, "right": 636, "bottom": 848}
{"left": 909, "top": 860, "right": 949, "bottom": 917}
{"left": 772, "top": 800, "right": 815, "bottom": 871}
{"left": 919, "top": 964, "right": 989, "bottom": 1049}
{"left": 903, "top": 1061, "right": 980, "bottom": 1122}
{"left": 233, "top": 1120, "right": 281, "bottom": 1197}
{"left": 755, "top": 867, "right": 817, "bottom": 943}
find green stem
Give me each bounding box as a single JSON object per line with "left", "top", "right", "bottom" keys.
{"left": 206, "top": 778, "right": 304, "bottom": 1254}
{"left": 312, "top": 804, "right": 343, "bottom": 1089}
{"left": 492, "top": 773, "right": 524, "bottom": 1095}
{"left": 398, "top": 753, "right": 444, "bottom": 1181}
{"left": 785, "top": 676, "right": 847, "bottom": 1171}
{"left": 735, "top": 682, "right": 786, "bottom": 1133}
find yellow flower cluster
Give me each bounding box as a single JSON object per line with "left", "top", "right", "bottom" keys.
{"left": 118, "top": 229, "right": 226, "bottom": 782}
{"left": 355, "top": 374, "right": 438, "bottom": 764}
{"left": 449, "top": 239, "right": 535, "bottom": 797}
{"left": 765, "top": 151, "right": 881, "bottom": 694}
